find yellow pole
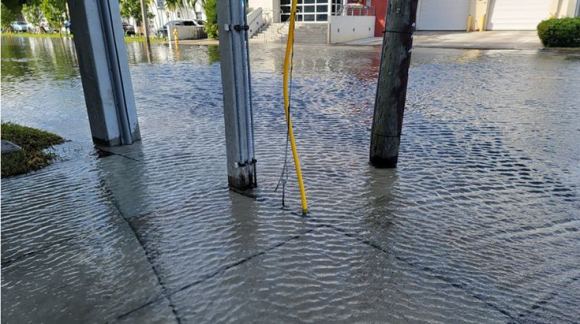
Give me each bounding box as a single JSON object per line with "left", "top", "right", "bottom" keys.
{"left": 466, "top": 15, "right": 473, "bottom": 32}
{"left": 478, "top": 14, "right": 486, "bottom": 32}
{"left": 173, "top": 27, "right": 179, "bottom": 47}
{"left": 283, "top": 0, "right": 308, "bottom": 214}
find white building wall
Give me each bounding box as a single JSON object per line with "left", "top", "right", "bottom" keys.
{"left": 329, "top": 16, "right": 374, "bottom": 43}
{"left": 249, "top": 0, "right": 281, "bottom": 23}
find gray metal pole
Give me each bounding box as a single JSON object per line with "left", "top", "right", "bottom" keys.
{"left": 369, "top": 0, "right": 418, "bottom": 168}
{"left": 217, "top": 0, "right": 257, "bottom": 190}
{"left": 67, "top": 0, "right": 140, "bottom": 146}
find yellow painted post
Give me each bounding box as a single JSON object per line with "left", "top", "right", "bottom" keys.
{"left": 478, "top": 14, "right": 486, "bottom": 32}
{"left": 466, "top": 15, "right": 473, "bottom": 32}
{"left": 173, "top": 27, "right": 179, "bottom": 47}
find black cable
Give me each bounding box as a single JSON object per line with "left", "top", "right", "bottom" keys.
{"left": 274, "top": 9, "right": 297, "bottom": 208}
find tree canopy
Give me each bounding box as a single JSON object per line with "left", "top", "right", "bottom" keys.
{"left": 119, "top": 0, "right": 143, "bottom": 23}
{"left": 1, "top": 0, "right": 216, "bottom": 37}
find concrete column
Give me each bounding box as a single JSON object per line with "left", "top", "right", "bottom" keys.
{"left": 67, "top": 0, "right": 140, "bottom": 146}
{"left": 218, "top": 0, "right": 257, "bottom": 190}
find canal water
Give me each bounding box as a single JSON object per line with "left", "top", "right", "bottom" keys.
{"left": 1, "top": 36, "right": 579, "bottom": 323}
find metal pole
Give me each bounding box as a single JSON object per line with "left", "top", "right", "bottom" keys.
{"left": 369, "top": 0, "right": 418, "bottom": 168}
{"left": 217, "top": 0, "right": 257, "bottom": 190}
{"left": 67, "top": 0, "right": 140, "bottom": 146}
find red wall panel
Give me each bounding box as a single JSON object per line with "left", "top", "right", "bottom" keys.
{"left": 374, "top": 0, "right": 388, "bottom": 37}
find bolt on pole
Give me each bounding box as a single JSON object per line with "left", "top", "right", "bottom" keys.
{"left": 217, "top": 0, "right": 257, "bottom": 190}
{"left": 370, "top": 0, "right": 419, "bottom": 168}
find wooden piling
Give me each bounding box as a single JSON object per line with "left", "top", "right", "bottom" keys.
{"left": 370, "top": 0, "right": 419, "bottom": 168}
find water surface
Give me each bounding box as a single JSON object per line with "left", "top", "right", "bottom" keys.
{"left": 2, "top": 36, "right": 579, "bottom": 323}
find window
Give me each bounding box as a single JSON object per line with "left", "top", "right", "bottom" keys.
{"left": 280, "top": 0, "right": 332, "bottom": 22}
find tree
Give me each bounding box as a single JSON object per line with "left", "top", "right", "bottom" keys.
{"left": 19, "top": 0, "right": 67, "bottom": 33}
{"left": 164, "top": 0, "right": 182, "bottom": 12}
{"left": 120, "top": 0, "right": 142, "bottom": 22}
{"left": 1, "top": 1, "right": 19, "bottom": 30}
{"left": 40, "top": 0, "right": 66, "bottom": 31}
{"left": 182, "top": 0, "right": 218, "bottom": 38}
{"left": 119, "top": 0, "right": 155, "bottom": 35}
{"left": 21, "top": 2, "right": 43, "bottom": 31}
{"left": 202, "top": 0, "right": 217, "bottom": 38}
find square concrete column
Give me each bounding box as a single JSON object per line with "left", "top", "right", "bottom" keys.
{"left": 68, "top": 0, "right": 140, "bottom": 146}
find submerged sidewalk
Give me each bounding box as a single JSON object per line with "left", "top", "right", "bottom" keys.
{"left": 175, "top": 31, "right": 543, "bottom": 50}
{"left": 343, "top": 31, "right": 543, "bottom": 50}
{"left": 2, "top": 41, "right": 579, "bottom": 323}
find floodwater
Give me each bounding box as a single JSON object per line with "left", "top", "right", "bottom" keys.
{"left": 1, "top": 36, "right": 579, "bottom": 323}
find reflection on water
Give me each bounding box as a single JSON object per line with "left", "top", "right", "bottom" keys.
{"left": 1, "top": 36, "right": 77, "bottom": 81}
{"left": 1, "top": 36, "right": 580, "bottom": 323}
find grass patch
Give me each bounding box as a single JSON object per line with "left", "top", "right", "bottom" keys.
{"left": 1, "top": 123, "right": 65, "bottom": 178}
{"left": 124, "top": 35, "right": 165, "bottom": 43}
{"left": 2, "top": 32, "right": 164, "bottom": 44}
{"left": 1, "top": 32, "right": 69, "bottom": 38}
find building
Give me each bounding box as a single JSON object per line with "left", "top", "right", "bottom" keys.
{"left": 417, "top": 0, "right": 580, "bottom": 31}
{"left": 250, "top": 0, "right": 580, "bottom": 43}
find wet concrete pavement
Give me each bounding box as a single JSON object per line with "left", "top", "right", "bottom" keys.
{"left": 344, "top": 31, "right": 543, "bottom": 50}
{"left": 1, "top": 37, "right": 580, "bottom": 323}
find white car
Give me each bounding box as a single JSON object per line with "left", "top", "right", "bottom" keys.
{"left": 10, "top": 21, "right": 30, "bottom": 32}
{"left": 157, "top": 19, "right": 205, "bottom": 37}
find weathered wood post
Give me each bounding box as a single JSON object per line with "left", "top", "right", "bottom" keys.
{"left": 370, "top": 0, "right": 418, "bottom": 168}
{"left": 67, "top": 0, "right": 140, "bottom": 146}
{"left": 217, "top": 0, "right": 257, "bottom": 190}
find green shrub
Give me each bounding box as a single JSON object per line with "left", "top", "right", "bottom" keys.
{"left": 537, "top": 17, "right": 580, "bottom": 47}
{"left": 203, "top": 0, "right": 218, "bottom": 39}
{"left": 1, "top": 2, "right": 19, "bottom": 30}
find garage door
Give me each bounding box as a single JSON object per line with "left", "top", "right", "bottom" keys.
{"left": 417, "top": 0, "right": 470, "bottom": 30}
{"left": 487, "top": 0, "right": 551, "bottom": 30}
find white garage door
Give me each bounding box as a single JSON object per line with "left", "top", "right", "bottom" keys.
{"left": 417, "top": 0, "right": 470, "bottom": 30}
{"left": 487, "top": 0, "right": 551, "bottom": 30}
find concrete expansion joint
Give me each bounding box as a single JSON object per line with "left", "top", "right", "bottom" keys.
{"left": 303, "top": 216, "right": 519, "bottom": 321}
{"left": 514, "top": 275, "right": 580, "bottom": 322}
{"left": 104, "top": 186, "right": 183, "bottom": 324}
{"left": 0, "top": 237, "right": 76, "bottom": 269}
{"left": 117, "top": 227, "right": 315, "bottom": 320}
